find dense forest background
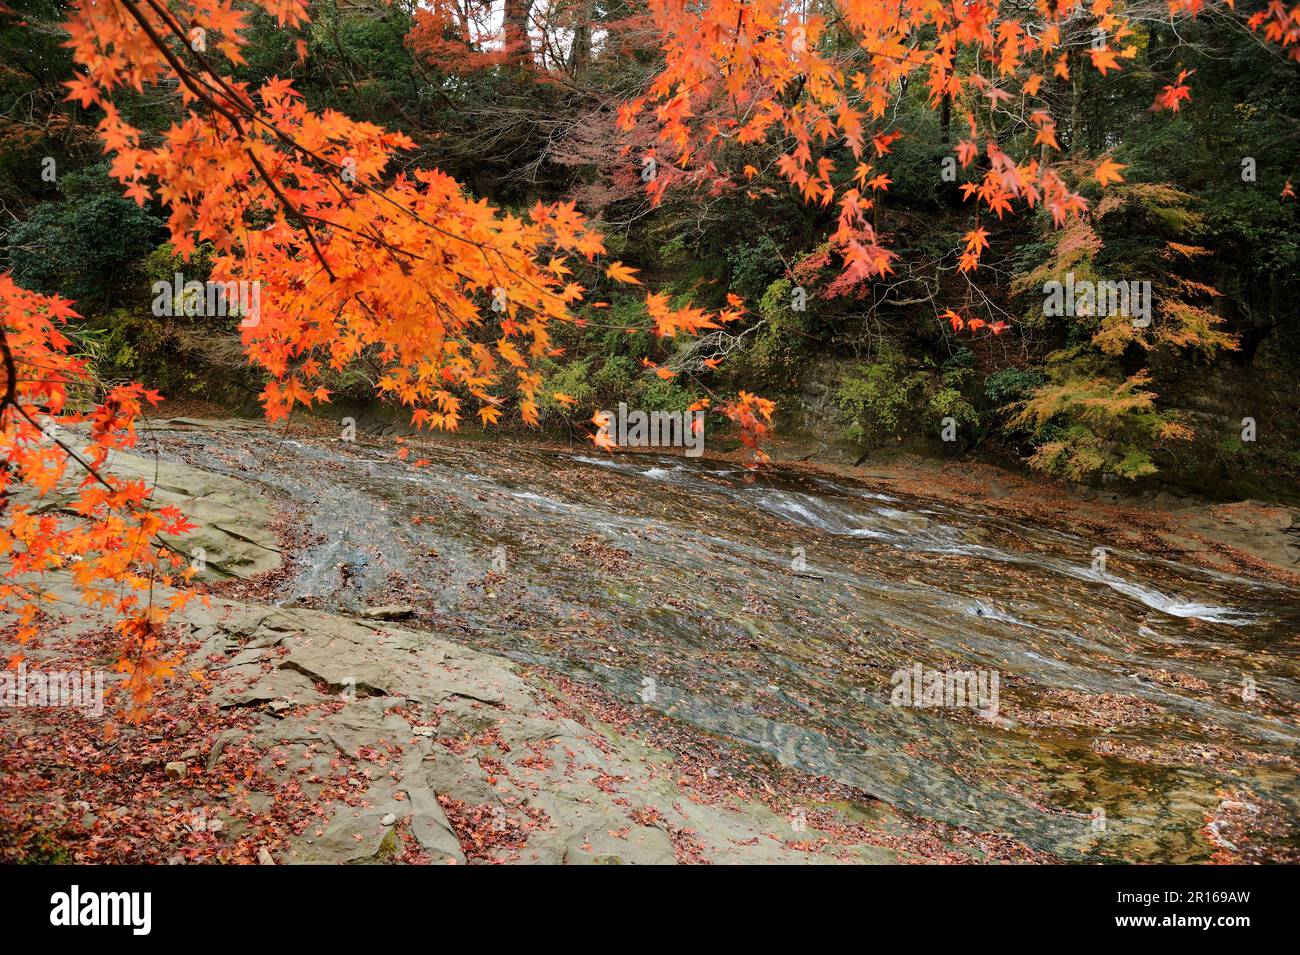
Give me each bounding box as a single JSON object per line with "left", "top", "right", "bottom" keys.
{"left": 2, "top": 0, "right": 1298, "bottom": 499}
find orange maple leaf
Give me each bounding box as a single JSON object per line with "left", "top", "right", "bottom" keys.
{"left": 604, "top": 261, "right": 642, "bottom": 285}
{"left": 1095, "top": 158, "right": 1127, "bottom": 187}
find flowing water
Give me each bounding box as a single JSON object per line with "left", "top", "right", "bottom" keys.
{"left": 141, "top": 421, "right": 1300, "bottom": 861}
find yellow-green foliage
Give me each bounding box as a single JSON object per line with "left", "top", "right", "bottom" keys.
{"left": 1006, "top": 352, "right": 1192, "bottom": 480}
{"left": 1010, "top": 217, "right": 1102, "bottom": 327}
{"left": 1003, "top": 183, "right": 1241, "bottom": 480}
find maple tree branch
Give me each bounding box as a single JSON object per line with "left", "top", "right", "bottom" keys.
{"left": 110, "top": 0, "right": 579, "bottom": 302}
{"left": 0, "top": 323, "right": 17, "bottom": 415}
{"left": 0, "top": 319, "right": 193, "bottom": 571}
{"left": 111, "top": 0, "right": 338, "bottom": 277}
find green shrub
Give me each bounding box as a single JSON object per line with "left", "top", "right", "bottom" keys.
{"left": 984, "top": 367, "right": 1046, "bottom": 407}
{"left": 539, "top": 359, "right": 596, "bottom": 421}
{"left": 836, "top": 340, "right": 978, "bottom": 446}
{"left": 639, "top": 375, "right": 694, "bottom": 411}
{"left": 727, "top": 235, "right": 785, "bottom": 304}
{"left": 739, "top": 278, "right": 809, "bottom": 385}
{"left": 1006, "top": 353, "right": 1188, "bottom": 481}
{"left": 7, "top": 174, "right": 163, "bottom": 308}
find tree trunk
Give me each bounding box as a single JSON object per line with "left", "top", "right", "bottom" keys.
{"left": 503, "top": 0, "right": 534, "bottom": 66}
{"left": 1068, "top": 48, "right": 1083, "bottom": 154}
{"left": 569, "top": 19, "right": 591, "bottom": 76}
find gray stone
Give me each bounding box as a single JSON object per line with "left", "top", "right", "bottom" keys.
{"left": 360, "top": 605, "right": 416, "bottom": 621}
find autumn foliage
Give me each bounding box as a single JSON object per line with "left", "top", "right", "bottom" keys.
{"left": 0, "top": 275, "right": 197, "bottom": 719}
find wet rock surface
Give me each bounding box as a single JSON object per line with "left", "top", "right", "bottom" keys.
{"left": 6, "top": 418, "right": 1297, "bottom": 863}
{"left": 5, "top": 442, "right": 934, "bottom": 863}
{"left": 35, "top": 444, "right": 283, "bottom": 580}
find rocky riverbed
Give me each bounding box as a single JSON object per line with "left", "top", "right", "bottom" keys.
{"left": 2, "top": 416, "right": 1297, "bottom": 863}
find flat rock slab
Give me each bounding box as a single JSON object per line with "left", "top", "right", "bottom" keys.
{"left": 29, "top": 445, "right": 282, "bottom": 581}
{"left": 183, "top": 597, "right": 895, "bottom": 864}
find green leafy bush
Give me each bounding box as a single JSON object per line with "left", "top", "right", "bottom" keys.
{"left": 836, "top": 340, "right": 978, "bottom": 447}
{"left": 7, "top": 178, "right": 162, "bottom": 307}
{"left": 738, "top": 278, "right": 809, "bottom": 385}
{"left": 1006, "top": 353, "right": 1190, "bottom": 481}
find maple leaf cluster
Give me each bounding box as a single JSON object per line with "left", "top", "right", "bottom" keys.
{"left": 719, "top": 391, "right": 776, "bottom": 465}
{"left": 623, "top": 0, "right": 1297, "bottom": 319}
{"left": 0, "top": 275, "right": 199, "bottom": 720}
{"left": 1246, "top": 1, "right": 1300, "bottom": 62}
{"left": 621, "top": 0, "right": 1113, "bottom": 279}
{"left": 66, "top": 0, "right": 614, "bottom": 429}
{"left": 407, "top": 1, "right": 528, "bottom": 74}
